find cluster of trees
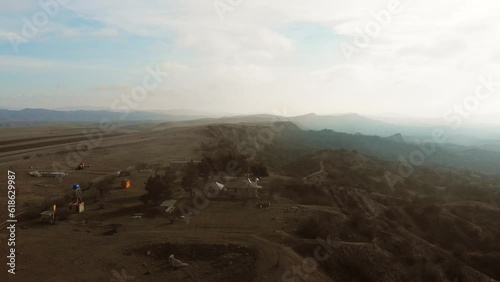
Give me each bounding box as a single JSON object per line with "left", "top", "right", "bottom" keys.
{"left": 140, "top": 168, "right": 176, "bottom": 205}
{"left": 181, "top": 161, "right": 201, "bottom": 197}
{"left": 94, "top": 175, "right": 117, "bottom": 197}
{"left": 139, "top": 142, "right": 270, "bottom": 204}
{"left": 193, "top": 156, "right": 268, "bottom": 181}
{"left": 199, "top": 137, "right": 269, "bottom": 178}
{"left": 250, "top": 163, "right": 269, "bottom": 177}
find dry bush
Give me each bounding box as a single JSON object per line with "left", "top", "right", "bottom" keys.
{"left": 95, "top": 174, "right": 117, "bottom": 197}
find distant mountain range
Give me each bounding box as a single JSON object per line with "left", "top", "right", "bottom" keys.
{"left": 2, "top": 108, "right": 500, "bottom": 151}
{"left": 0, "top": 108, "right": 206, "bottom": 127}
{"left": 288, "top": 113, "right": 401, "bottom": 135}
{"left": 288, "top": 113, "right": 500, "bottom": 141}
{"left": 206, "top": 121, "right": 500, "bottom": 174}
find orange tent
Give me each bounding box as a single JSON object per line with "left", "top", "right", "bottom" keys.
{"left": 122, "top": 179, "right": 131, "bottom": 189}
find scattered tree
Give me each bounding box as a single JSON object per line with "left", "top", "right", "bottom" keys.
{"left": 141, "top": 167, "right": 176, "bottom": 205}
{"left": 182, "top": 161, "right": 200, "bottom": 198}
{"left": 250, "top": 163, "right": 269, "bottom": 177}
{"left": 197, "top": 158, "right": 215, "bottom": 181}
{"left": 95, "top": 175, "right": 117, "bottom": 197}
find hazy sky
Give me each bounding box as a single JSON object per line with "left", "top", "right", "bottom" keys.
{"left": 0, "top": 0, "right": 499, "bottom": 120}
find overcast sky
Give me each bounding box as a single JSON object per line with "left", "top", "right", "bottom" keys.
{"left": 0, "top": 0, "right": 499, "bottom": 121}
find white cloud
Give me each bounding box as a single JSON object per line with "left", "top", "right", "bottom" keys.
{"left": 1, "top": 0, "right": 499, "bottom": 118}
{"left": 0, "top": 30, "right": 13, "bottom": 41}
{"left": 59, "top": 26, "right": 119, "bottom": 38}
{"left": 91, "top": 28, "right": 118, "bottom": 37}
{"left": 214, "top": 64, "right": 277, "bottom": 83}
{"left": 0, "top": 55, "right": 69, "bottom": 69}
{"left": 62, "top": 28, "right": 80, "bottom": 37}
{"left": 160, "top": 62, "right": 191, "bottom": 76}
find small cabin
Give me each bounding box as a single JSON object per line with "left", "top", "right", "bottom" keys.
{"left": 205, "top": 179, "right": 263, "bottom": 199}
{"left": 159, "top": 199, "right": 177, "bottom": 214}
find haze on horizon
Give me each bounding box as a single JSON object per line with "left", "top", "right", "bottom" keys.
{"left": 1, "top": 0, "right": 499, "bottom": 124}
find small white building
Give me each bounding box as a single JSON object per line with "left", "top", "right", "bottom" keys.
{"left": 28, "top": 171, "right": 66, "bottom": 178}
{"left": 205, "top": 179, "right": 263, "bottom": 199}
{"left": 159, "top": 199, "right": 177, "bottom": 214}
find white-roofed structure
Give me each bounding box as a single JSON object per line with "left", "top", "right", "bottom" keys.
{"left": 28, "top": 171, "right": 66, "bottom": 178}
{"left": 160, "top": 199, "right": 178, "bottom": 214}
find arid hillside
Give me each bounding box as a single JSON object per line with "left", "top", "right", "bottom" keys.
{"left": 0, "top": 121, "right": 499, "bottom": 282}
{"left": 199, "top": 122, "right": 500, "bottom": 281}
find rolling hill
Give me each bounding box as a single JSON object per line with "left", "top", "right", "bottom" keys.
{"left": 0, "top": 108, "right": 205, "bottom": 127}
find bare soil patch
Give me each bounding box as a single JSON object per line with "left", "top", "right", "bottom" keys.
{"left": 131, "top": 242, "right": 257, "bottom": 282}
